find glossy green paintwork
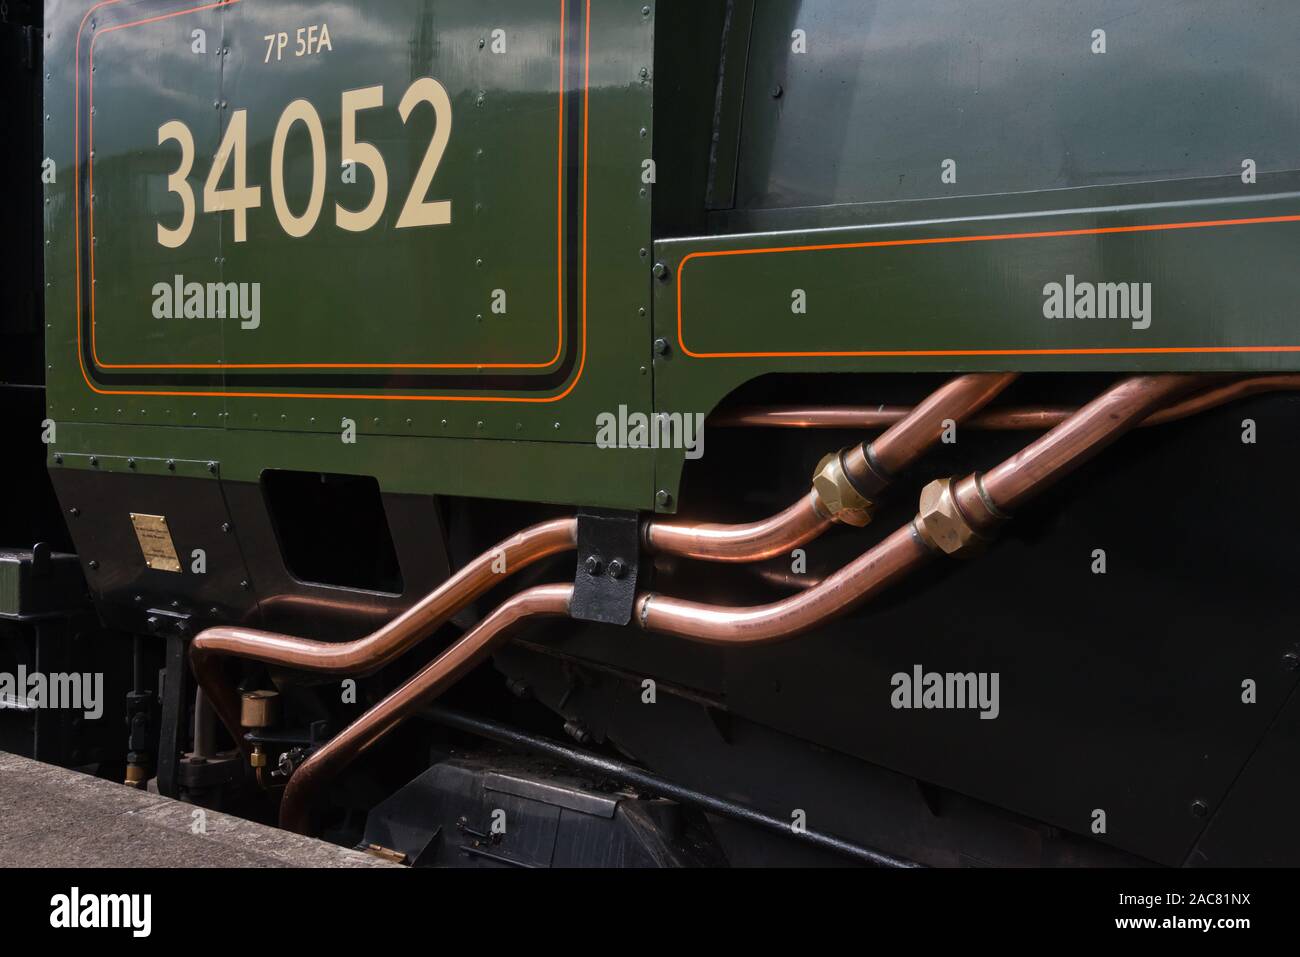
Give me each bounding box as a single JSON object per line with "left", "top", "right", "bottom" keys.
{"left": 45, "top": 0, "right": 1300, "bottom": 513}
{"left": 45, "top": 0, "right": 658, "bottom": 508}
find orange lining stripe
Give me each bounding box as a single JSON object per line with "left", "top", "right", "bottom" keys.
{"left": 675, "top": 213, "right": 1300, "bottom": 358}
{"left": 74, "top": 0, "right": 590, "bottom": 401}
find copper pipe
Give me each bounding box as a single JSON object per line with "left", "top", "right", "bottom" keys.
{"left": 1144, "top": 374, "right": 1300, "bottom": 425}
{"left": 711, "top": 374, "right": 1300, "bottom": 432}
{"left": 750, "top": 566, "right": 824, "bottom": 591}
{"left": 645, "top": 373, "right": 1018, "bottom": 558}
{"left": 200, "top": 376, "right": 1007, "bottom": 762}
{"left": 641, "top": 374, "right": 1206, "bottom": 645}
{"left": 643, "top": 490, "right": 830, "bottom": 562}
{"left": 201, "top": 374, "right": 1016, "bottom": 746}
{"left": 191, "top": 517, "right": 578, "bottom": 748}
{"left": 842, "top": 373, "right": 1018, "bottom": 496}
{"left": 276, "top": 374, "right": 1215, "bottom": 831}
{"left": 712, "top": 404, "right": 1072, "bottom": 430}
{"left": 639, "top": 524, "right": 932, "bottom": 645}
{"left": 279, "top": 584, "right": 574, "bottom": 833}
{"left": 977, "top": 374, "right": 1203, "bottom": 513}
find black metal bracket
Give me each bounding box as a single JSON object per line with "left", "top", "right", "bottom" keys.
{"left": 151, "top": 609, "right": 193, "bottom": 798}
{"left": 570, "top": 509, "right": 641, "bottom": 625}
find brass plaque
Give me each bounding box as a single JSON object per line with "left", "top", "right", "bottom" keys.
{"left": 129, "top": 513, "right": 182, "bottom": 573}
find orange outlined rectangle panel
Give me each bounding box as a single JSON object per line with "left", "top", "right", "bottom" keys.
{"left": 73, "top": 0, "right": 591, "bottom": 403}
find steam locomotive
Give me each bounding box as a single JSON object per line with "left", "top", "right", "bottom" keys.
{"left": 3, "top": 0, "right": 1300, "bottom": 867}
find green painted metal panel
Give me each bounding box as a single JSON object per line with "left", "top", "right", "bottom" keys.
{"left": 662, "top": 188, "right": 1300, "bottom": 370}
{"left": 51, "top": 421, "right": 651, "bottom": 508}
{"left": 651, "top": 178, "right": 1300, "bottom": 504}
{"left": 45, "top": 1, "right": 1300, "bottom": 515}
{"left": 44, "top": 0, "right": 659, "bottom": 509}
{"left": 731, "top": 0, "right": 1300, "bottom": 210}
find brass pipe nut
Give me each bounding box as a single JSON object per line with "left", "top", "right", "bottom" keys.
{"left": 812, "top": 451, "right": 874, "bottom": 527}
{"left": 249, "top": 746, "right": 268, "bottom": 769}
{"left": 915, "top": 478, "right": 988, "bottom": 557}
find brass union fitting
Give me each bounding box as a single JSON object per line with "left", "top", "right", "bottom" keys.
{"left": 914, "top": 477, "right": 989, "bottom": 557}
{"left": 812, "top": 450, "right": 874, "bottom": 527}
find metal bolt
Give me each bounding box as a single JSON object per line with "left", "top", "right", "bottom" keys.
{"left": 639, "top": 67, "right": 649, "bottom": 80}
{"left": 221, "top": 522, "right": 231, "bottom": 534}
{"left": 1284, "top": 650, "right": 1300, "bottom": 672}
{"left": 207, "top": 461, "right": 218, "bottom": 474}
{"left": 584, "top": 555, "right": 604, "bottom": 577}
{"left": 771, "top": 84, "right": 784, "bottom": 99}
{"left": 127, "top": 458, "right": 136, "bottom": 469}
{"left": 87, "top": 560, "right": 99, "bottom": 571}
{"left": 608, "top": 559, "right": 627, "bottom": 580}
{"left": 655, "top": 489, "right": 672, "bottom": 508}
{"left": 166, "top": 459, "right": 176, "bottom": 471}
{"left": 652, "top": 261, "right": 669, "bottom": 281}
{"left": 653, "top": 337, "right": 669, "bottom": 357}
{"left": 240, "top": 580, "right": 251, "bottom": 591}
{"left": 54, "top": 454, "right": 63, "bottom": 465}
{"left": 69, "top": 507, "right": 80, "bottom": 518}
{"left": 89, "top": 456, "right": 99, "bottom": 467}
{"left": 563, "top": 719, "right": 592, "bottom": 744}
{"left": 1190, "top": 799, "right": 1208, "bottom": 818}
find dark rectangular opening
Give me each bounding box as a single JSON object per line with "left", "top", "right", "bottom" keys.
{"left": 261, "top": 471, "right": 403, "bottom": 595}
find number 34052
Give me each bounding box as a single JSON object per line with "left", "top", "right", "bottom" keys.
{"left": 155, "top": 78, "right": 452, "bottom": 248}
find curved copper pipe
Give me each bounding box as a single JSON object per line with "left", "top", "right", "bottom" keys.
{"left": 1144, "top": 374, "right": 1300, "bottom": 425}
{"left": 275, "top": 374, "right": 1218, "bottom": 831}
{"left": 750, "top": 566, "right": 824, "bottom": 591}
{"left": 643, "top": 490, "right": 830, "bottom": 562}
{"left": 646, "top": 373, "right": 1018, "bottom": 560}
{"left": 198, "top": 376, "right": 1011, "bottom": 761}
{"left": 191, "top": 517, "right": 578, "bottom": 748}
{"left": 711, "top": 374, "right": 1300, "bottom": 432}
{"left": 279, "top": 584, "right": 574, "bottom": 833}
{"left": 640, "top": 374, "right": 1206, "bottom": 645}
{"left": 977, "top": 374, "right": 1202, "bottom": 512}
{"left": 639, "top": 524, "right": 931, "bottom": 645}
{"left": 842, "top": 372, "right": 1019, "bottom": 494}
